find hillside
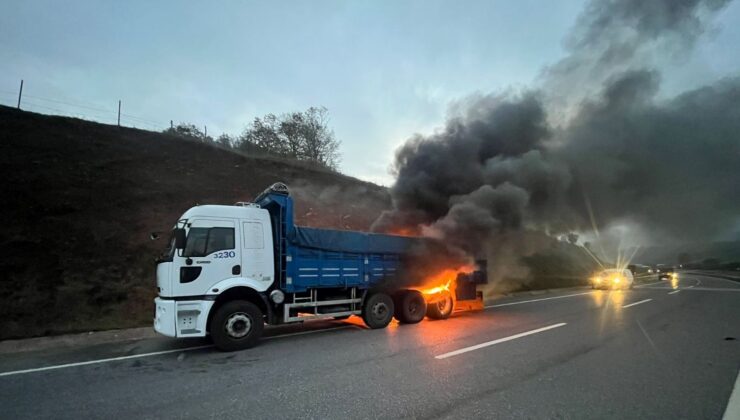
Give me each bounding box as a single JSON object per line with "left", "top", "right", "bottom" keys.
{"left": 0, "top": 106, "right": 390, "bottom": 339}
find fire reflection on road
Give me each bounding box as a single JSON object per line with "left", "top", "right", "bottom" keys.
{"left": 590, "top": 290, "right": 627, "bottom": 335}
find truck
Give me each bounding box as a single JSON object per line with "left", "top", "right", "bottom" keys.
{"left": 154, "top": 183, "right": 486, "bottom": 351}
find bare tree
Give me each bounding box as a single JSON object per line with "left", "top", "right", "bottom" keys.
{"left": 216, "top": 133, "right": 234, "bottom": 148}
{"left": 236, "top": 107, "right": 341, "bottom": 169}
{"left": 300, "top": 107, "right": 340, "bottom": 169}
{"left": 238, "top": 114, "right": 284, "bottom": 155}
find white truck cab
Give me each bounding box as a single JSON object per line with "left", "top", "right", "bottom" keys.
{"left": 154, "top": 204, "right": 274, "bottom": 338}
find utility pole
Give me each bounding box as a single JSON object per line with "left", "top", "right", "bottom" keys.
{"left": 17, "top": 79, "right": 23, "bottom": 109}
{"left": 117, "top": 100, "right": 121, "bottom": 126}
{"left": 204, "top": 125, "right": 207, "bottom": 139}
{"left": 170, "top": 120, "right": 173, "bottom": 129}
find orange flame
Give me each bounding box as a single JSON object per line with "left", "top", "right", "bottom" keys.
{"left": 389, "top": 227, "right": 418, "bottom": 237}
{"left": 418, "top": 265, "right": 475, "bottom": 295}
{"left": 421, "top": 279, "right": 452, "bottom": 295}
{"left": 420, "top": 272, "right": 456, "bottom": 295}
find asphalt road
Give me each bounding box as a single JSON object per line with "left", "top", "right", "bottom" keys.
{"left": 1, "top": 273, "right": 739, "bottom": 419}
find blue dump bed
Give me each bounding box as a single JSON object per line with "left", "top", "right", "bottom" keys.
{"left": 291, "top": 226, "right": 415, "bottom": 254}
{"left": 254, "top": 185, "right": 426, "bottom": 293}
{"left": 285, "top": 226, "right": 424, "bottom": 293}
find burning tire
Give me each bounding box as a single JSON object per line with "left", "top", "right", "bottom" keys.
{"left": 362, "top": 292, "right": 394, "bottom": 329}
{"left": 210, "top": 300, "right": 264, "bottom": 351}
{"left": 426, "top": 293, "right": 454, "bottom": 320}
{"left": 394, "top": 290, "right": 427, "bottom": 324}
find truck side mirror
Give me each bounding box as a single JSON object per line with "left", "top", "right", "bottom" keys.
{"left": 174, "top": 228, "right": 187, "bottom": 249}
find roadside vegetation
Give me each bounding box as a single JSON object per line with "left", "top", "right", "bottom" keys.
{"left": 164, "top": 106, "right": 341, "bottom": 170}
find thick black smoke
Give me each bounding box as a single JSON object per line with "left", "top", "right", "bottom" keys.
{"left": 373, "top": 0, "right": 739, "bottom": 291}
{"left": 558, "top": 70, "right": 740, "bottom": 241}
{"left": 543, "top": 0, "right": 731, "bottom": 120}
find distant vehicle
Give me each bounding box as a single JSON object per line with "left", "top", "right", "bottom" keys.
{"left": 153, "top": 183, "right": 487, "bottom": 351}
{"left": 628, "top": 263, "right": 653, "bottom": 276}
{"left": 590, "top": 268, "right": 634, "bottom": 290}
{"left": 656, "top": 265, "right": 677, "bottom": 281}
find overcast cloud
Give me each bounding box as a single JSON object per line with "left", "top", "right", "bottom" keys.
{"left": 1, "top": 0, "right": 739, "bottom": 185}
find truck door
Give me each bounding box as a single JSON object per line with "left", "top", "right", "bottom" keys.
{"left": 241, "top": 219, "right": 273, "bottom": 285}
{"left": 178, "top": 219, "right": 239, "bottom": 296}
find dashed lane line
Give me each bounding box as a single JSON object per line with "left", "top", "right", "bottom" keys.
{"left": 435, "top": 323, "right": 567, "bottom": 360}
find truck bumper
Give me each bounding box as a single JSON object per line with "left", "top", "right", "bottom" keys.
{"left": 153, "top": 298, "right": 176, "bottom": 337}
{"left": 153, "top": 297, "right": 213, "bottom": 338}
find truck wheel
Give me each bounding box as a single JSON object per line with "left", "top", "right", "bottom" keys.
{"left": 395, "top": 290, "right": 427, "bottom": 324}
{"left": 426, "top": 293, "right": 454, "bottom": 320}
{"left": 362, "top": 293, "right": 394, "bottom": 329}
{"left": 210, "top": 300, "right": 264, "bottom": 351}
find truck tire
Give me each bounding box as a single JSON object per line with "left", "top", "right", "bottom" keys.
{"left": 395, "top": 290, "right": 427, "bottom": 324}
{"left": 210, "top": 300, "right": 264, "bottom": 351}
{"left": 362, "top": 292, "right": 394, "bottom": 329}
{"left": 426, "top": 293, "right": 454, "bottom": 320}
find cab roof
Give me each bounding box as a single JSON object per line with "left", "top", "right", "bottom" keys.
{"left": 180, "top": 204, "right": 265, "bottom": 220}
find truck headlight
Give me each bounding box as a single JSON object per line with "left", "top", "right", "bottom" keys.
{"left": 270, "top": 290, "right": 285, "bottom": 304}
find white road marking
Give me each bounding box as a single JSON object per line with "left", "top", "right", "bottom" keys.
{"left": 635, "top": 281, "right": 664, "bottom": 288}
{"left": 622, "top": 299, "right": 653, "bottom": 308}
{"left": 688, "top": 285, "right": 695, "bottom": 289}
{"left": 485, "top": 292, "right": 590, "bottom": 309}
{"left": 435, "top": 323, "right": 567, "bottom": 360}
{"left": 668, "top": 290, "right": 681, "bottom": 295}
{"left": 0, "top": 325, "right": 355, "bottom": 378}
{"left": 0, "top": 345, "right": 214, "bottom": 377}
{"left": 723, "top": 369, "right": 740, "bottom": 420}
{"left": 640, "top": 286, "right": 740, "bottom": 293}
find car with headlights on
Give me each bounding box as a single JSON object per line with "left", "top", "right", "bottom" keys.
{"left": 656, "top": 265, "right": 677, "bottom": 281}
{"left": 590, "top": 268, "right": 634, "bottom": 290}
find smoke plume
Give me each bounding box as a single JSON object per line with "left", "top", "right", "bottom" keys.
{"left": 373, "top": 0, "right": 739, "bottom": 292}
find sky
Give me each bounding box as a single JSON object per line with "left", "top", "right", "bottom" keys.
{"left": 2, "top": 0, "right": 739, "bottom": 185}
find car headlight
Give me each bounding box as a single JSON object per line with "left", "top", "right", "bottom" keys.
{"left": 613, "top": 277, "right": 620, "bottom": 283}
{"left": 594, "top": 277, "right": 602, "bottom": 283}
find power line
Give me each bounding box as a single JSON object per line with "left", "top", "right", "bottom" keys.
{"left": 21, "top": 100, "right": 115, "bottom": 122}
{"left": 4, "top": 81, "right": 193, "bottom": 133}
{"left": 18, "top": 99, "right": 162, "bottom": 130}
{"left": 22, "top": 93, "right": 114, "bottom": 114}
{"left": 26, "top": 93, "right": 165, "bottom": 127}
{"left": 120, "top": 112, "right": 163, "bottom": 126}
